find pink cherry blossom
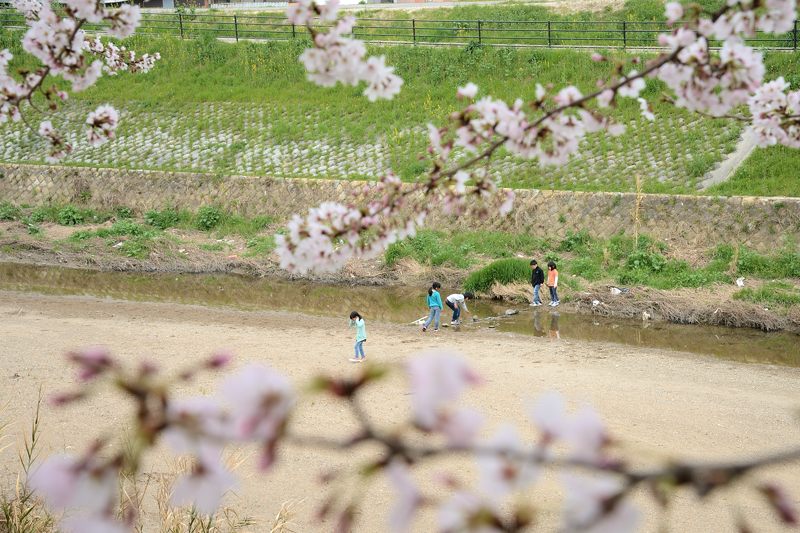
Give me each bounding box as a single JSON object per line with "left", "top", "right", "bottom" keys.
{"left": 387, "top": 460, "right": 422, "bottom": 532}
{"left": 617, "top": 71, "right": 646, "bottom": 99}
{"left": 86, "top": 104, "right": 119, "bottom": 147}
{"left": 477, "top": 424, "right": 538, "bottom": 500}
{"left": 28, "top": 454, "right": 117, "bottom": 515}
{"left": 563, "top": 405, "right": 608, "bottom": 464}
{"left": 440, "top": 407, "right": 484, "bottom": 448}
{"left": 457, "top": 82, "right": 479, "bottom": 99}
{"left": 162, "top": 396, "right": 229, "bottom": 457}
{"left": 596, "top": 89, "right": 614, "bottom": 108}
{"left": 637, "top": 98, "right": 655, "bottom": 121}
{"left": 561, "top": 473, "right": 639, "bottom": 533}
{"left": 286, "top": 0, "right": 313, "bottom": 25}
{"left": 530, "top": 390, "right": 568, "bottom": 441}
{"left": 171, "top": 456, "right": 237, "bottom": 515}
{"left": 67, "top": 345, "right": 115, "bottom": 382}
{"left": 665, "top": 2, "right": 683, "bottom": 25}
{"left": 362, "top": 55, "right": 403, "bottom": 102}
{"left": 220, "top": 364, "right": 294, "bottom": 468}
{"left": 439, "top": 492, "right": 500, "bottom": 533}
{"left": 407, "top": 352, "right": 481, "bottom": 430}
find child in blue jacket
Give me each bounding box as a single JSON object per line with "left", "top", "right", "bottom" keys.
{"left": 422, "top": 282, "right": 442, "bottom": 332}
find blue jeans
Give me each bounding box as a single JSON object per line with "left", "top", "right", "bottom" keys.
{"left": 532, "top": 283, "right": 542, "bottom": 304}
{"left": 354, "top": 340, "right": 365, "bottom": 359}
{"left": 423, "top": 307, "right": 441, "bottom": 330}
{"left": 549, "top": 286, "right": 559, "bottom": 303}
{"left": 445, "top": 300, "right": 461, "bottom": 321}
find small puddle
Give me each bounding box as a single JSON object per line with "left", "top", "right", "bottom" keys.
{"left": 1, "top": 262, "right": 798, "bottom": 367}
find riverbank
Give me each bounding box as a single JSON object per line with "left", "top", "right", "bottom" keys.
{"left": 2, "top": 216, "right": 799, "bottom": 334}
{"left": 1, "top": 291, "right": 799, "bottom": 531}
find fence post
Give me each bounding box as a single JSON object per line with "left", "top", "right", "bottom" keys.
{"left": 178, "top": 13, "right": 184, "bottom": 39}
{"left": 547, "top": 20, "right": 551, "bottom": 47}
{"left": 622, "top": 20, "right": 627, "bottom": 49}
{"left": 412, "top": 18, "right": 416, "bottom": 44}
{"left": 234, "top": 14, "right": 238, "bottom": 42}
{"left": 292, "top": 23, "right": 296, "bottom": 39}
{"left": 794, "top": 19, "right": 798, "bottom": 51}
{"left": 477, "top": 20, "right": 482, "bottom": 44}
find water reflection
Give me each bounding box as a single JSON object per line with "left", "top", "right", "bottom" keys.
{"left": 1, "top": 262, "right": 798, "bottom": 367}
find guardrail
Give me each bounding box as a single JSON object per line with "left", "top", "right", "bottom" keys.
{"left": 1, "top": 9, "right": 798, "bottom": 49}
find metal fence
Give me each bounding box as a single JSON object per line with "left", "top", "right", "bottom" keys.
{"left": 2, "top": 9, "right": 799, "bottom": 49}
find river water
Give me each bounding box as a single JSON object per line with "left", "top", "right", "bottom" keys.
{"left": 1, "top": 262, "right": 797, "bottom": 367}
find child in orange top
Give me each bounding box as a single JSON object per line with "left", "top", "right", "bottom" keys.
{"left": 546, "top": 261, "right": 560, "bottom": 307}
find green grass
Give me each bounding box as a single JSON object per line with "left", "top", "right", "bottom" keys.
{"left": 1, "top": 1, "right": 798, "bottom": 195}
{"left": 387, "top": 227, "right": 800, "bottom": 293}
{"left": 385, "top": 230, "right": 547, "bottom": 268}
{"left": 0, "top": 31, "right": 753, "bottom": 194}
{"left": 464, "top": 258, "right": 531, "bottom": 292}
{"left": 243, "top": 235, "right": 276, "bottom": 256}
{"left": 734, "top": 281, "right": 800, "bottom": 307}
{"left": 705, "top": 145, "right": 800, "bottom": 198}
{"left": 0, "top": 201, "right": 21, "bottom": 221}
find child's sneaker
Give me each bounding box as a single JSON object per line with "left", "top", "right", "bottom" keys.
{"left": 422, "top": 326, "right": 427, "bottom": 332}
{"left": 552, "top": 301, "right": 560, "bottom": 307}
{"left": 349, "top": 358, "right": 360, "bottom": 363}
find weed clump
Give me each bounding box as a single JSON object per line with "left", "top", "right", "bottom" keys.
{"left": 196, "top": 206, "right": 224, "bottom": 231}
{"left": 464, "top": 258, "right": 530, "bottom": 293}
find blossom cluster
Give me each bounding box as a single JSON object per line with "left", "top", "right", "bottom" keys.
{"left": 29, "top": 349, "right": 294, "bottom": 532}
{"left": 653, "top": 1, "right": 797, "bottom": 117}
{"left": 1, "top": 0, "right": 155, "bottom": 160}
{"left": 31, "top": 349, "right": 799, "bottom": 532}
{"left": 748, "top": 76, "right": 800, "bottom": 148}
{"left": 84, "top": 37, "right": 161, "bottom": 76}
{"left": 289, "top": 0, "right": 403, "bottom": 101}
{"left": 85, "top": 104, "right": 119, "bottom": 147}
{"left": 393, "top": 353, "right": 637, "bottom": 532}
{"left": 276, "top": 173, "right": 425, "bottom": 273}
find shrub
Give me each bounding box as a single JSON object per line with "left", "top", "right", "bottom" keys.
{"left": 626, "top": 250, "right": 667, "bottom": 273}
{"left": 464, "top": 258, "right": 530, "bottom": 293}
{"left": 196, "top": 206, "right": 224, "bottom": 231}
{"left": 558, "top": 229, "right": 591, "bottom": 252}
{"left": 145, "top": 208, "right": 182, "bottom": 230}
{"left": 0, "top": 201, "right": 20, "bottom": 221}
{"left": 104, "top": 220, "right": 146, "bottom": 237}
{"left": 385, "top": 231, "right": 472, "bottom": 268}
{"left": 115, "top": 206, "right": 134, "bottom": 219}
{"left": 57, "top": 205, "right": 84, "bottom": 226}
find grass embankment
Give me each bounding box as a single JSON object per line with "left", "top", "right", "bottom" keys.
{"left": 386, "top": 227, "right": 800, "bottom": 307}
{"left": 1, "top": 19, "right": 792, "bottom": 195}
{"left": 0, "top": 201, "right": 276, "bottom": 260}
{"left": 2, "top": 199, "right": 799, "bottom": 314}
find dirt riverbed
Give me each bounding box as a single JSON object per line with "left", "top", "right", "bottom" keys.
{"left": 1, "top": 291, "right": 799, "bottom": 531}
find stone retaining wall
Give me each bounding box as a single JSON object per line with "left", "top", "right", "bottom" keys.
{"left": 1, "top": 163, "right": 798, "bottom": 252}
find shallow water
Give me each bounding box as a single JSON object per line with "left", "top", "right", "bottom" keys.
{"left": 1, "top": 262, "right": 798, "bottom": 367}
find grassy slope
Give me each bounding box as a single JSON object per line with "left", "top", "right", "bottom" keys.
{"left": 0, "top": 0, "right": 798, "bottom": 195}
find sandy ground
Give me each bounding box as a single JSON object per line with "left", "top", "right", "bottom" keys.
{"left": 1, "top": 290, "right": 800, "bottom": 532}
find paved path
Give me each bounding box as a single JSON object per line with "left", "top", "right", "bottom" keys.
{"left": 698, "top": 127, "right": 758, "bottom": 190}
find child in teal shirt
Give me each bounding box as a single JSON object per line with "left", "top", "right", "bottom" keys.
{"left": 349, "top": 311, "right": 367, "bottom": 363}
{"left": 422, "top": 282, "right": 442, "bottom": 332}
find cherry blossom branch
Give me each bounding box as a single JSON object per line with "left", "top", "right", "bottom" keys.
{"left": 1, "top": 0, "right": 158, "bottom": 160}
{"left": 30, "top": 350, "right": 800, "bottom": 533}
